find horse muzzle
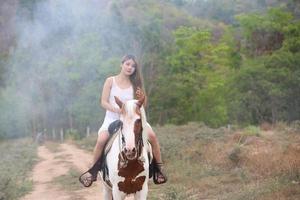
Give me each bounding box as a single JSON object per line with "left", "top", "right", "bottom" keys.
{"left": 123, "top": 147, "right": 137, "bottom": 160}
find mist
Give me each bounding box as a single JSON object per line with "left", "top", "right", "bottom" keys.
{"left": 2, "top": 0, "right": 299, "bottom": 138}
{"left": 1, "top": 0, "right": 140, "bottom": 138}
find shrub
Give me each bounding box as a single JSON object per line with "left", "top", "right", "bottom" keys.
{"left": 65, "top": 129, "right": 81, "bottom": 140}
{"left": 243, "top": 125, "right": 260, "bottom": 137}
{"left": 0, "top": 138, "right": 37, "bottom": 199}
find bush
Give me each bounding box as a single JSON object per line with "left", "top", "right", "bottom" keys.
{"left": 228, "top": 144, "right": 242, "bottom": 164}
{"left": 290, "top": 120, "right": 300, "bottom": 133}
{"left": 0, "top": 138, "right": 37, "bottom": 199}
{"left": 243, "top": 126, "right": 260, "bottom": 136}
{"left": 65, "top": 129, "right": 81, "bottom": 140}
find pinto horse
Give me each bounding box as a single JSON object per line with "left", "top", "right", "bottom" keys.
{"left": 100, "top": 96, "right": 152, "bottom": 200}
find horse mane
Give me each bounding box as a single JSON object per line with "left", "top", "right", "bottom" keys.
{"left": 139, "top": 105, "right": 149, "bottom": 146}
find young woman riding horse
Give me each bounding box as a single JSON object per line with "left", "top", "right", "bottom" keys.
{"left": 79, "top": 54, "right": 167, "bottom": 187}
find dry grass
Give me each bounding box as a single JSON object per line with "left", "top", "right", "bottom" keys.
{"left": 75, "top": 122, "right": 300, "bottom": 199}
{"left": 51, "top": 167, "right": 83, "bottom": 191}
{"left": 0, "top": 138, "right": 38, "bottom": 200}
{"left": 44, "top": 141, "right": 62, "bottom": 153}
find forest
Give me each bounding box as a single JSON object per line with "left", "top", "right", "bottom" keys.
{"left": 1, "top": 1, "right": 300, "bottom": 200}
{"left": 1, "top": 0, "right": 300, "bottom": 139}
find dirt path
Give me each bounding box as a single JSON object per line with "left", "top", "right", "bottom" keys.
{"left": 21, "top": 142, "right": 134, "bottom": 200}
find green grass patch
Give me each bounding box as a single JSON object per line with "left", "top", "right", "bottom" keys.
{"left": 243, "top": 125, "right": 260, "bottom": 137}
{"left": 73, "top": 134, "right": 97, "bottom": 152}
{"left": 51, "top": 167, "right": 83, "bottom": 191}
{"left": 44, "top": 141, "right": 62, "bottom": 153}
{"left": 0, "top": 138, "right": 38, "bottom": 200}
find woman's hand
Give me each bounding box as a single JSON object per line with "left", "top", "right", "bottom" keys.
{"left": 136, "top": 87, "right": 145, "bottom": 100}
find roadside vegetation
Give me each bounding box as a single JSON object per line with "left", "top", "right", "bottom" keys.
{"left": 52, "top": 167, "right": 83, "bottom": 192}
{"left": 0, "top": 138, "right": 37, "bottom": 200}
{"left": 75, "top": 122, "right": 300, "bottom": 200}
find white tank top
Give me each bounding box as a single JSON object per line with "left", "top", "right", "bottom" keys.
{"left": 105, "top": 76, "right": 134, "bottom": 119}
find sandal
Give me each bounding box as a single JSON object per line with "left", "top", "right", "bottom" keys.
{"left": 153, "top": 162, "right": 168, "bottom": 184}
{"left": 79, "top": 171, "right": 97, "bottom": 187}
{"left": 79, "top": 160, "right": 102, "bottom": 187}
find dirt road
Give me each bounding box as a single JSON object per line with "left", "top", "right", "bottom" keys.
{"left": 21, "top": 142, "right": 134, "bottom": 200}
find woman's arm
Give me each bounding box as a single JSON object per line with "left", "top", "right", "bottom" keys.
{"left": 100, "top": 77, "right": 121, "bottom": 114}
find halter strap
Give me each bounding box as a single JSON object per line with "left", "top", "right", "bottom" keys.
{"left": 118, "top": 123, "right": 144, "bottom": 167}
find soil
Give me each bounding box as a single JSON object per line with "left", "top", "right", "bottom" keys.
{"left": 21, "top": 142, "right": 134, "bottom": 200}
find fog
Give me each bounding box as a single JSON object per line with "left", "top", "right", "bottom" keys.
{"left": 1, "top": 0, "right": 138, "bottom": 138}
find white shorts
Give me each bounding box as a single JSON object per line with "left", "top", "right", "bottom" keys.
{"left": 98, "top": 116, "right": 119, "bottom": 135}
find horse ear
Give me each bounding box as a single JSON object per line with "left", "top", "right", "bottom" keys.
{"left": 114, "top": 96, "right": 123, "bottom": 108}
{"left": 136, "top": 95, "right": 145, "bottom": 108}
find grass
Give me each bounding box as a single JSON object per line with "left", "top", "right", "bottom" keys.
{"left": 0, "top": 138, "right": 38, "bottom": 200}
{"left": 44, "top": 141, "right": 62, "bottom": 153}
{"left": 74, "top": 134, "right": 96, "bottom": 152}
{"left": 223, "top": 175, "right": 300, "bottom": 200}
{"left": 244, "top": 125, "right": 261, "bottom": 137}
{"left": 74, "top": 122, "right": 300, "bottom": 200}
{"left": 51, "top": 167, "right": 83, "bottom": 191}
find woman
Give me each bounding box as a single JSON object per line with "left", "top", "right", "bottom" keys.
{"left": 79, "top": 54, "right": 167, "bottom": 186}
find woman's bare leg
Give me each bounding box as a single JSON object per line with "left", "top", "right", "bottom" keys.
{"left": 79, "top": 130, "right": 110, "bottom": 187}
{"left": 147, "top": 125, "right": 167, "bottom": 183}
{"left": 93, "top": 130, "right": 110, "bottom": 165}
{"left": 147, "top": 127, "right": 162, "bottom": 163}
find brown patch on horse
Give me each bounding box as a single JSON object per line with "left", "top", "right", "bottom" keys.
{"left": 117, "top": 156, "right": 146, "bottom": 194}
{"left": 114, "top": 96, "right": 123, "bottom": 108}
{"left": 134, "top": 106, "right": 143, "bottom": 154}
{"left": 121, "top": 106, "right": 126, "bottom": 115}
{"left": 134, "top": 118, "right": 143, "bottom": 157}
{"left": 136, "top": 96, "right": 145, "bottom": 108}
{"left": 114, "top": 96, "right": 127, "bottom": 115}
{"left": 135, "top": 105, "right": 141, "bottom": 115}
{"left": 134, "top": 119, "right": 142, "bottom": 136}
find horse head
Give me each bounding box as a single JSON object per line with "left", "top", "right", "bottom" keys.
{"left": 114, "top": 95, "right": 145, "bottom": 161}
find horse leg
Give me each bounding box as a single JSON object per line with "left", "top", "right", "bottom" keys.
{"left": 112, "top": 187, "right": 126, "bottom": 200}
{"left": 134, "top": 183, "right": 148, "bottom": 200}
{"left": 103, "top": 185, "right": 112, "bottom": 200}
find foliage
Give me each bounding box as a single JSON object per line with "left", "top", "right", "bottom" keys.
{"left": 244, "top": 125, "right": 261, "bottom": 136}
{"left": 0, "top": 87, "right": 30, "bottom": 138}
{"left": 1, "top": 1, "right": 300, "bottom": 140}
{"left": 150, "top": 25, "right": 233, "bottom": 126}
{"left": 0, "top": 138, "right": 37, "bottom": 200}
{"left": 229, "top": 8, "right": 300, "bottom": 124}
{"left": 65, "top": 129, "right": 81, "bottom": 140}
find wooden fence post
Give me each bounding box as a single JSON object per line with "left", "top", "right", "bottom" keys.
{"left": 86, "top": 126, "right": 90, "bottom": 137}
{"left": 60, "top": 128, "right": 64, "bottom": 142}
{"left": 52, "top": 129, "right": 56, "bottom": 140}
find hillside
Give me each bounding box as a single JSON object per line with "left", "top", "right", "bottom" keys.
{"left": 76, "top": 122, "right": 300, "bottom": 199}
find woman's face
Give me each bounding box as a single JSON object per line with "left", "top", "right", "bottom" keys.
{"left": 121, "top": 59, "right": 136, "bottom": 76}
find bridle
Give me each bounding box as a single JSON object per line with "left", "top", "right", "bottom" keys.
{"left": 118, "top": 116, "right": 144, "bottom": 167}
